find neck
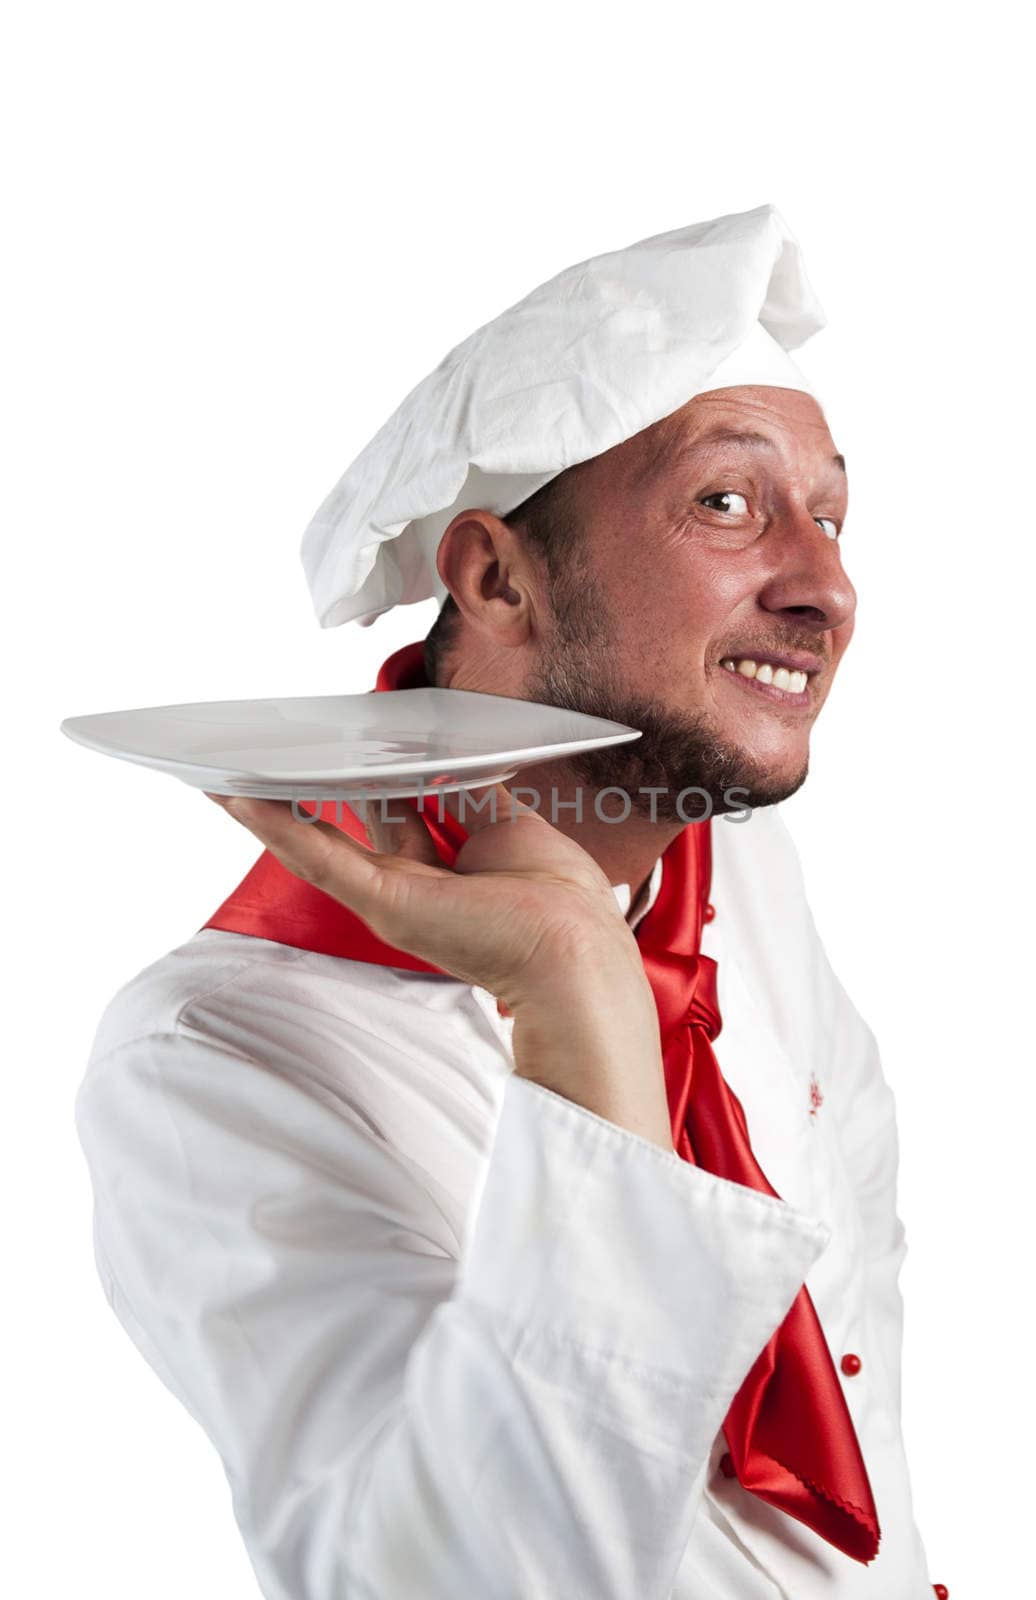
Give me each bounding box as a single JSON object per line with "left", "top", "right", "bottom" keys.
{"left": 389, "top": 639, "right": 684, "bottom": 899}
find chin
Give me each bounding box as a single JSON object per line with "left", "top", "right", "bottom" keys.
{"left": 527, "top": 650, "right": 815, "bottom": 819}
{"left": 723, "top": 749, "right": 810, "bottom": 811}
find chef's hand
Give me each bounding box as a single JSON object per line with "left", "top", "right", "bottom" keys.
{"left": 205, "top": 785, "right": 673, "bottom": 1150}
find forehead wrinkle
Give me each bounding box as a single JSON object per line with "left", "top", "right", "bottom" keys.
{"left": 649, "top": 425, "right": 846, "bottom": 487}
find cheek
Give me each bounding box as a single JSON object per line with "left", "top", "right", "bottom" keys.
{"left": 613, "top": 545, "right": 743, "bottom": 643}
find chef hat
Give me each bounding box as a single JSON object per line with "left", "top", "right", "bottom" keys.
{"left": 300, "top": 202, "right": 826, "bottom": 629}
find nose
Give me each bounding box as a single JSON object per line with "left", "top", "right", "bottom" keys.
{"left": 756, "top": 510, "right": 856, "bottom": 633}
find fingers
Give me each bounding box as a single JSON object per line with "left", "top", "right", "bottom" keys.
{"left": 203, "top": 781, "right": 545, "bottom": 920}
{"left": 205, "top": 794, "right": 384, "bottom": 913}
{"left": 205, "top": 790, "right": 463, "bottom": 962}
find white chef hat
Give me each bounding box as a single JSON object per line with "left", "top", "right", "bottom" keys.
{"left": 300, "top": 202, "right": 826, "bottom": 629}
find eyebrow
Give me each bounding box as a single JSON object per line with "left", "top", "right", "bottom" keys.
{"left": 656, "top": 427, "right": 846, "bottom": 478}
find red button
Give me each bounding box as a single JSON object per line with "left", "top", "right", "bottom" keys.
{"left": 719, "top": 1452, "right": 736, "bottom": 1478}
{"left": 704, "top": 902, "right": 716, "bottom": 922}
{"left": 496, "top": 997, "right": 512, "bottom": 1018}
{"left": 840, "top": 1353, "right": 862, "bottom": 1376}
{"left": 932, "top": 1585, "right": 949, "bottom": 1598}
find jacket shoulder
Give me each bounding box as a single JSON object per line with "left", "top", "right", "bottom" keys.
{"left": 85, "top": 928, "right": 313, "bottom": 1065}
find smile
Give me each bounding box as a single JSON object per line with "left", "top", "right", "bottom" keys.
{"left": 719, "top": 657, "right": 812, "bottom": 702}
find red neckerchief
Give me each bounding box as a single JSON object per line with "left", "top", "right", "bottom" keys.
{"left": 201, "top": 641, "right": 881, "bottom": 1563}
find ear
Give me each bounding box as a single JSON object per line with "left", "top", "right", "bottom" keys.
{"left": 435, "top": 510, "right": 540, "bottom": 647}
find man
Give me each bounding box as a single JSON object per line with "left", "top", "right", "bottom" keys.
{"left": 75, "top": 206, "right": 946, "bottom": 1597}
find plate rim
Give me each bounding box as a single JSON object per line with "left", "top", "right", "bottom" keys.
{"left": 59, "top": 697, "right": 643, "bottom": 783}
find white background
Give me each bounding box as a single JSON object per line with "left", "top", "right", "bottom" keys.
{"left": 3, "top": 3, "right": 1031, "bottom": 1595}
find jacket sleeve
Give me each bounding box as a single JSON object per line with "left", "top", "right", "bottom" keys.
{"left": 74, "top": 1023, "right": 831, "bottom": 1600}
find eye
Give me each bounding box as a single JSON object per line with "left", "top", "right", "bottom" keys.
{"left": 700, "top": 491, "right": 749, "bottom": 515}
{"left": 815, "top": 517, "right": 840, "bottom": 539}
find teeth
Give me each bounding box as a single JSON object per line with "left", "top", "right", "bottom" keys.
{"left": 720, "top": 659, "right": 809, "bottom": 695}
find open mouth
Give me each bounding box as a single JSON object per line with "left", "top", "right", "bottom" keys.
{"left": 718, "top": 656, "right": 816, "bottom": 704}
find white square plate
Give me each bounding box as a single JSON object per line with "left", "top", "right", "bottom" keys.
{"left": 60, "top": 689, "right": 642, "bottom": 801}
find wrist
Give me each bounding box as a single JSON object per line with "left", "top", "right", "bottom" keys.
{"left": 509, "top": 959, "right": 663, "bottom": 1076}
{"left": 505, "top": 923, "right": 653, "bottom": 1015}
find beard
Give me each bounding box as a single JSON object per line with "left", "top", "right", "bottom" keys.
{"left": 524, "top": 569, "right": 810, "bottom": 822}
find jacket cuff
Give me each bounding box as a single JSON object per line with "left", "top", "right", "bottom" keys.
{"left": 458, "top": 1071, "right": 832, "bottom": 1453}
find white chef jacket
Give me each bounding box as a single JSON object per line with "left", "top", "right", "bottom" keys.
{"left": 74, "top": 803, "right": 936, "bottom": 1599}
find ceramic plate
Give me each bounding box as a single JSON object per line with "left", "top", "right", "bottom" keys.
{"left": 60, "top": 689, "right": 642, "bottom": 800}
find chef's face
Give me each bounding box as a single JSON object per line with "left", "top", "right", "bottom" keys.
{"left": 525, "top": 385, "right": 855, "bottom": 812}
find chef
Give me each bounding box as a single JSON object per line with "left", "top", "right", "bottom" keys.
{"left": 74, "top": 204, "right": 948, "bottom": 1598}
